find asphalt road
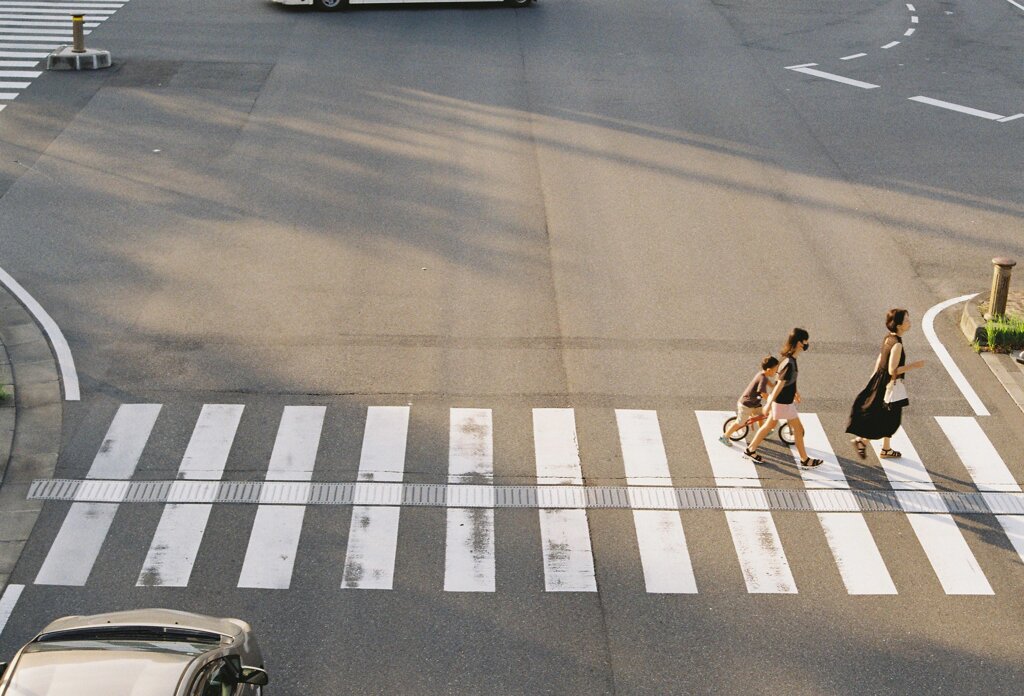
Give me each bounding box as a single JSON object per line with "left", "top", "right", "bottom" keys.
{"left": 0, "top": 0, "right": 1023, "bottom": 693}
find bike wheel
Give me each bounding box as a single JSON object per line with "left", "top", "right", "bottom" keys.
{"left": 778, "top": 422, "right": 796, "bottom": 445}
{"left": 723, "top": 416, "right": 748, "bottom": 441}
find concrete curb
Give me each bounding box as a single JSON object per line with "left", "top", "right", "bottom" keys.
{"left": 959, "top": 292, "right": 1024, "bottom": 416}
{"left": 959, "top": 293, "right": 988, "bottom": 345}
{"left": 0, "top": 287, "right": 63, "bottom": 590}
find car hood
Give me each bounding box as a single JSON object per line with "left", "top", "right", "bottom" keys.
{"left": 3, "top": 647, "right": 194, "bottom": 696}
{"left": 39, "top": 609, "right": 245, "bottom": 640}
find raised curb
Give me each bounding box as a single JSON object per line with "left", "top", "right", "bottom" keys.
{"left": 959, "top": 292, "right": 1024, "bottom": 416}
{"left": 959, "top": 293, "right": 988, "bottom": 345}
{"left": 0, "top": 286, "right": 63, "bottom": 590}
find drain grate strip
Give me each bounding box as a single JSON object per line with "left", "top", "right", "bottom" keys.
{"left": 25, "top": 478, "right": 1021, "bottom": 514}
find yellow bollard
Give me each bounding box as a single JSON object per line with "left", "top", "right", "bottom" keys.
{"left": 72, "top": 14, "right": 85, "bottom": 53}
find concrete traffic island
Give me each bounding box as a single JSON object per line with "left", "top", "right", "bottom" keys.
{"left": 959, "top": 258, "right": 1024, "bottom": 414}
{"left": 46, "top": 14, "right": 111, "bottom": 72}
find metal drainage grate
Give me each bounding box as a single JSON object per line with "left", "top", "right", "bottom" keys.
{"left": 26, "top": 479, "right": 1024, "bottom": 515}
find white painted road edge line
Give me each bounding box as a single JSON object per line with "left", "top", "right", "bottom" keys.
{"left": 0, "top": 583, "right": 23, "bottom": 638}
{"left": 785, "top": 65, "right": 880, "bottom": 89}
{"left": 997, "top": 114, "right": 1024, "bottom": 123}
{"left": 784, "top": 62, "right": 817, "bottom": 69}
{"left": 882, "top": 41, "right": 900, "bottom": 49}
{"left": 923, "top": 294, "right": 989, "bottom": 416}
{"left": 841, "top": 53, "right": 867, "bottom": 60}
{"left": 909, "top": 95, "right": 1003, "bottom": 120}
{"left": 1003, "top": 0, "right": 1024, "bottom": 12}
{"left": 0, "top": 265, "right": 79, "bottom": 400}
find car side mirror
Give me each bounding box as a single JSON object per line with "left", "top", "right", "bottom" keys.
{"left": 218, "top": 655, "right": 268, "bottom": 687}
{"left": 241, "top": 667, "right": 269, "bottom": 686}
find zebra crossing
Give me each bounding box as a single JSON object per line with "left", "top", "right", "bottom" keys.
{"left": 28, "top": 402, "right": 1024, "bottom": 596}
{"left": 0, "top": 0, "right": 126, "bottom": 112}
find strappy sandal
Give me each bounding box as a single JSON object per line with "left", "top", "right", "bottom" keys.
{"left": 879, "top": 448, "right": 902, "bottom": 459}
{"left": 743, "top": 448, "right": 763, "bottom": 463}
{"left": 799, "top": 457, "right": 823, "bottom": 468}
{"left": 850, "top": 438, "right": 867, "bottom": 460}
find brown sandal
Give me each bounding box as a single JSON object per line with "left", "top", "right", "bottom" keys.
{"left": 879, "top": 448, "right": 902, "bottom": 459}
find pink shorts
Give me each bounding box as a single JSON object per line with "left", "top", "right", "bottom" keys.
{"left": 771, "top": 402, "right": 798, "bottom": 421}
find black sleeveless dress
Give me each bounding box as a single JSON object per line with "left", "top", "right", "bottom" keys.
{"left": 846, "top": 334, "right": 906, "bottom": 440}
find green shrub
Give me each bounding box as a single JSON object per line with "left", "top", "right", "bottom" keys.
{"left": 985, "top": 314, "right": 1024, "bottom": 351}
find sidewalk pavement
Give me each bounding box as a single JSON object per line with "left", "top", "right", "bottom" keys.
{"left": 0, "top": 286, "right": 63, "bottom": 590}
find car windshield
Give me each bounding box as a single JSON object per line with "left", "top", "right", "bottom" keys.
{"left": 4, "top": 646, "right": 201, "bottom": 696}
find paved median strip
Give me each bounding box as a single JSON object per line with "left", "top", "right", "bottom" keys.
{"left": 26, "top": 477, "right": 1024, "bottom": 514}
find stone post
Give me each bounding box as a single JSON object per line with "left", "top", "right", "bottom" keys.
{"left": 986, "top": 257, "right": 1016, "bottom": 320}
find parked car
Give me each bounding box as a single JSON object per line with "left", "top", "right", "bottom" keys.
{"left": 0, "top": 608, "right": 268, "bottom": 695}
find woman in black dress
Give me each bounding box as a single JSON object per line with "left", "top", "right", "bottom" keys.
{"left": 847, "top": 308, "right": 926, "bottom": 459}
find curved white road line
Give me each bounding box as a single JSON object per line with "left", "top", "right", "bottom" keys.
{"left": 923, "top": 294, "right": 988, "bottom": 417}
{"left": 0, "top": 266, "right": 79, "bottom": 401}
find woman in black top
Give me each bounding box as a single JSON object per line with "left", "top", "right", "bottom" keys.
{"left": 745, "top": 328, "right": 822, "bottom": 468}
{"left": 847, "top": 308, "right": 926, "bottom": 459}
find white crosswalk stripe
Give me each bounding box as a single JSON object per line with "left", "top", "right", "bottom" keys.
{"left": 237, "top": 406, "right": 326, "bottom": 590}
{"left": 875, "top": 428, "right": 993, "bottom": 595}
{"left": 341, "top": 406, "right": 410, "bottom": 590}
{"left": 138, "top": 404, "right": 244, "bottom": 587}
{"left": 794, "top": 414, "right": 897, "bottom": 595}
{"left": 937, "top": 416, "right": 1024, "bottom": 568}
{"left": 697, "top": 411, "right": 797, "bottom": 593}
{"left": 35, "top": 404, "right": 161, "bottom": 586}
{"left": 24, "top": 404, "right": 1024, "bottom": 596}
{"left": 0, "top": 20, "right": 100, "bottom": 26}
{"left": 617, "top": 409, "right": 697, "bottom": 593}
{"left": 0, "top": 11, "right": 112, "bottom": 17}
{"left": 534, "top": 408, "right": 597, "bottom": 592}
{"left": 445, "top": 408, "right": 496, "bottom": 593}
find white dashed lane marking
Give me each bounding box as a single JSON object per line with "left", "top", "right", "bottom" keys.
{"left": 785, "top": 64, "right": 880, "bottom": 89}
{"left": 909, "top": 95, "right": 1024, "bottom": 123}
{"left": 840, "top": 53, "right": 866, "bottom": 60}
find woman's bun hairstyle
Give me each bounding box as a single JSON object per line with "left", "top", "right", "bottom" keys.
{"left": 886, "top": 308, "right": 908, "bottom": 333}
